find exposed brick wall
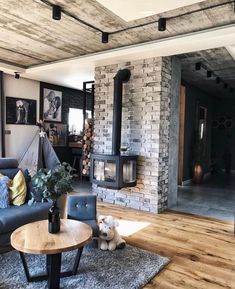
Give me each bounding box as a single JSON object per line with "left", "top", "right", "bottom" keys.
{"left": 93, "top": 56, "right": 179, "bottom": 213}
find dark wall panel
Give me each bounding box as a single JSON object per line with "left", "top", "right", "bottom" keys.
{"left": 182, "top": 81, "right": 213, "bottom": 181}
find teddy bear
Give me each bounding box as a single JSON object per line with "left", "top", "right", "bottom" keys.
{"left": 98, "top": 215, "right": 126, "bottom": 251}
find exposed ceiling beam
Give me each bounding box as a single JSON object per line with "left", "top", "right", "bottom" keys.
{"left": 27, "top": 24, "right": 235, "bottom": 71}
{"left": 0, "top": 61, "right": 25, "bottom": 75}
{"left": 226, "top": 45, "right": 235, "bottom": 60}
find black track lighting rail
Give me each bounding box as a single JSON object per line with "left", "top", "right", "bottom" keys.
{"left": 195, "top": 62, "right": 234, "bottom": 93}
{"left": 39, "top": 0, "right": 235, "bottom": 42}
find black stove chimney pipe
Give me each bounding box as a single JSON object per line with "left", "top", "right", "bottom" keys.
{"left": 112, "top": 68, "right": 131, "bottom": 155}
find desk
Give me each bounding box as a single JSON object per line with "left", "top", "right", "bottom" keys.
{"left": 68, "top": 142, "right": 82, "bottom": 148}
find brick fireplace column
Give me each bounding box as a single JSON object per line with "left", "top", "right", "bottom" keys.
{"left": 93, "top": 56, "right": 181, "bottom": 213}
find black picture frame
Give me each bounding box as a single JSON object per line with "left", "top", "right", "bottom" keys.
{"left": 44, "top": 122, "right": 67, "bottom": 147}
{"left": 6, "top": 96, "right": 36, "bottom": 125}
{"left": 42, "top": 88, "right": 62, "bottom": 122}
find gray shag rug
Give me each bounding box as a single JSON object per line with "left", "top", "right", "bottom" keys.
{"left": 0, "top": 245, "right": 169, "bottom": 289}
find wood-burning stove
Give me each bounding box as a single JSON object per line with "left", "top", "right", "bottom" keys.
{"left": 91, "top": 68, "right": 137, "bottom": 189}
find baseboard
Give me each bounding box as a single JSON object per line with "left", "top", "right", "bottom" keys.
{"left": 181, "top": 171, "right": 210, "bottom": 186}
{"left": 181, "top": 179, "right": 192, "bottom": 186}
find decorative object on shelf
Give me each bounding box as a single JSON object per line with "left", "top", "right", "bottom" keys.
{"left": 43, "top": 88, "right": 62, "bottom": 122}
{"left": 29, "top": 163, "right": 74, "bottom": 233}
{"left": 44, "top": 122, "right": 67, "bottom": 146}
{"left": 82, "top": 118, "right": 93, "bottom": 177}
{"left": 6, "top": 97, "right": 36, "bottom": 125}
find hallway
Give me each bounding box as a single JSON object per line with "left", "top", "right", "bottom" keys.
{"left": 172, "top": 172, "right": 235, "bottom": 221}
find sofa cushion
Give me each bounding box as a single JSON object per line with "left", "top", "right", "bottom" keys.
{"left": 0, "top": 158, "right": 18, "bottom": 169}
{"left": 0, "top": 176, "right": 10, "bottom": 209}
{"left": 0, "top": 168, "right": 20, "bottom": 179}
{"left": 9, "top": 170, "right": 27, "bottom": 206}
{"left": 0, "top": 202, "right": 51, "bottom": 234}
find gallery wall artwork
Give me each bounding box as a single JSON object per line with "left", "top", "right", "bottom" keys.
{"left": 6, "top": 97, "right": 36, "bottom": 125}
{"left": 44, "top": 122, "right": 67, "bottom": 146}
{"left": 43, "top": 88, "right": 62, "bottom": 122}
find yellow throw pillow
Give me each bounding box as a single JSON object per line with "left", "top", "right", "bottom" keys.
{"left": 9, "top": 170, "right": 27, "bottom": 206}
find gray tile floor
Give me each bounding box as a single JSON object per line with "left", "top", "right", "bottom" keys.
{"left": 72, "top": 179, "right": 92, "bottom": 194}
{"left": 171, "top": 172, "right": 235, "bottom": 221}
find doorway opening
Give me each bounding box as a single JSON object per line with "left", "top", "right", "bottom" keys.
{"left": 173, "top": 47, "right": 235, "bottom": 221}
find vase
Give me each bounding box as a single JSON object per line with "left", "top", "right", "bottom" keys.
{"left": 48, "top": 200, "right": 60, "bottom": 233}
{"left": 193, "top": 164, "right": 204, "bottom": 184}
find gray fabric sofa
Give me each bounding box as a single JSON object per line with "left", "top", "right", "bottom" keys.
{"left": 0, "top": 158, "right": 51, "bottom": 246}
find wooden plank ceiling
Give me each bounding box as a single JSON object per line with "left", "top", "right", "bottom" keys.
{"left": 0, "top": 0, "right": 234, "bottom": 68}
{"left": 180, "top": 47, "right": 235, "bottom": 98}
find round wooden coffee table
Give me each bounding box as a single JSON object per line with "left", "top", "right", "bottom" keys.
{"left": 11, "top": 219, "right": 92, "bottom": 289}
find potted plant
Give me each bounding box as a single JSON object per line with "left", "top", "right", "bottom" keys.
{"left": 29, "top": 162, "right": 74, "bottom": 233}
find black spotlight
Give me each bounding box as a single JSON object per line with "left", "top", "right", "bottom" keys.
{"left": 14, "top": 72, "right": 20, "bottom": 79}
{"left": 216, "top": 77, "right": 221, "bottom": 84}
{"left": 207, "top": 70, "right": 212, "bottom": 78}
{"left": 230, "top": 87, "right": 234, "bottom": 93}
{"left": 101, "top": 32, "right": 109, "bottom": 43}
{"left": 195, "top": 62, "right": 201, "bottom": 70}
{"left": 52, "top": 5, "right": 61, "bottom": 20}
{"left": 224, "top": 83, "right": 228, "bottom": 89}
{"left": 158, "top": 18, "right": 166, "bottom": 31}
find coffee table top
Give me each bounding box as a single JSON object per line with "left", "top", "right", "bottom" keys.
{"left": 11, "top": 219, "right": 92, "bottom": 255}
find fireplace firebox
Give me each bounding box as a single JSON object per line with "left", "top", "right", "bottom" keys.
{"left": 91, "top": 68, "right": 137, "bottom": 189}
{"left": 91, "top": 154, "right": 137, "bottom": 189}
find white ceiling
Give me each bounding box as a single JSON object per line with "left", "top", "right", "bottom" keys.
{"left": 96, "top": 0, "right": 204, "bottom": 21}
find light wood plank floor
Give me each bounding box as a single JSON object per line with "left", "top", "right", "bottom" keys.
{"left": 98, "top": 202, "right": 235, "bottom": 289}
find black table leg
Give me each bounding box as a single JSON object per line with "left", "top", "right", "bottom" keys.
{"left": 47, "top": 253, "right": 61, "bottom": 289}
{"left": 72, "top": 247, "right": 83, "bottom": 275}
{"left": 19, "top": 247, "right": 84, "bottom": 288}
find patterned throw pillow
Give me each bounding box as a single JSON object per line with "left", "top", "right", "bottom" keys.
{"left": 0, "top": 175, "right": 10, "bottom": 209}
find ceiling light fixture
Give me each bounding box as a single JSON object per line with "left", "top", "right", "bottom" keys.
{"left": 52, "top": 5, "right": 61, "bottom": 20}
{"left": 216, "top": 77, "right": 221, "bottom": 84}
{"left": 224, "top": 83, "right": 228, "bottom": 89}
{"left": 195, "top": 62, "right": 201, "bottom": 70}
{"left": 207, "top": 70, "right": 212, "bottom": 77}
{"left": 158, "top": 18, "right": 166, "bottom": 31}
{"left": 101, "top": 32, "right": 109, "bottom": 43}
{"left": 14, "top": 72, "right": 20, "bottom": 79}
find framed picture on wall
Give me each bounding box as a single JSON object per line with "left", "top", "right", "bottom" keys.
{"left": 6, "top": 97, "right": 36, "bottom": 125}
{"left": 43, "top": 88, "right": 62, "bottom": 122}
{"left": 44, "top": 122, "right": 67, "bottom": 146}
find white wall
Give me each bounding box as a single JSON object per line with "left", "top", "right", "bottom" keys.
{"left": 4, "top": 74, "right": 40, "bottom": 160}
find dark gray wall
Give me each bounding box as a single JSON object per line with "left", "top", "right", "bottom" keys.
{"left": 211, "top": 98, "right": 235, "bottom": 171}
{"left": 168, "top": 57, "right": 181, "bottom": 207}
{"left": 183, "top": 82, "right": 213, "bottom": 181}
